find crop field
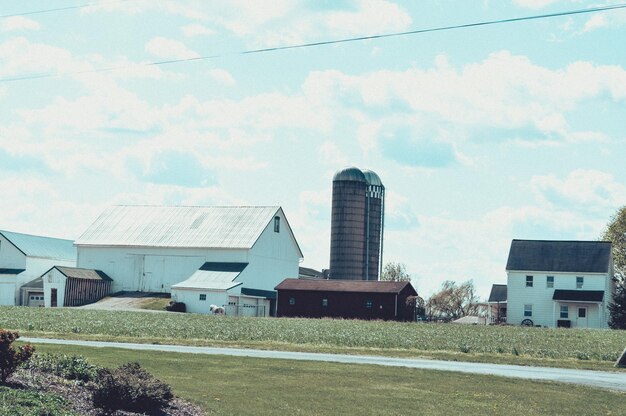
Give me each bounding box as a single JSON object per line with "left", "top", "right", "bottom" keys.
{"left": 2, "top": 307, "right": 625, "bottom": 365}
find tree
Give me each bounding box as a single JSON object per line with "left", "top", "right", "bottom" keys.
{"left": 380, "top": 262, "right": 411, "bottom": 282}
{"left": 602, "top": 206, "right": 626, "bottom": 329}
{"left": 426, "top": 280, "right": 479, "bottom": 322}
{"left": 0, "top": 330, "right": 34, "bottom": 383}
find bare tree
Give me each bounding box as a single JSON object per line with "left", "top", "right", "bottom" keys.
{"left": 380, "top": 262, "right": 411, "bottom": 282}
{"left": 426, "top": 280, "right": 479, "bottom": 322}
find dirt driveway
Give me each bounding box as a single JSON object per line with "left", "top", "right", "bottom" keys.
{"left": 79, "top": 291, "right": 169, "bottom": 312}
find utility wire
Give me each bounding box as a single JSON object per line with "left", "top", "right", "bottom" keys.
{"left": 1, "top": 3, "right": 626, "bottom": 84}
{"left": 0, "top": 0, "right": 131, "bottom": 19}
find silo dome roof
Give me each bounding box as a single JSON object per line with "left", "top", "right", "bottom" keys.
{"left": 333, "top": 166, "right": 366, "bottom": 182}
{"left": 362, "top": 169, "right": 383, "bottom": 186}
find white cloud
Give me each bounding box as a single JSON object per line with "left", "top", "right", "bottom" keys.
{"left": 145, "top": 37, "right": 199, "bottom": 60}
{"left": 319, "top": 141, "right": 347, "bottom": 167}
{"left": 531, "top": 169, "right": 626, "bottom": 210}
{"left": 1, "top": 16, "right": 40, "bottom": 32}
{"left": 207, "top": 69, "right": 236, "bottom": 86}
{"left": 181, "top": 23, "right": 215, "bottom": 37}
{"left": 582, "top": 14, "right": 609, "bottom": 32}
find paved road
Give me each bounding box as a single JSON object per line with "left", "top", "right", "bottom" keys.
{"left": 22, "top": 337, "right": 626, "bottom": 392}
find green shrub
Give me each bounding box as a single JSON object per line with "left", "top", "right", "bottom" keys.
{"left": 25, "top": 353, "right": 102, "bottom": 382}
{"left": 92, "top": 362, "right": 173, "bottom": 413}
{"left": 0, "top": 329, "right": 34, "bottom": 383}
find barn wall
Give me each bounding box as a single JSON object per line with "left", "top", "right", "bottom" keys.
{"left": 277, "top": 290, "right": 405, "bottom": 321}
{"left": 77, "top": 246, "right": 248, "bottom": 293}
{"left": 0, "top": 235, "right": 26, "bottom": 270}
{"left": 43, "top": 268, "right": 67, "bottom": 308}
{"left": 171, "top": 289, "right": 229, "bottom": 314}
{"left": 244, "top": 210, "right": 301, "bottom": 293}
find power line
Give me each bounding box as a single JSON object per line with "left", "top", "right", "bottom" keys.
{"left": 2, "top": 3, "right": 626, "bottom": 84}
{"left": 0, "top": 0, "right": 131, "bottom": 19}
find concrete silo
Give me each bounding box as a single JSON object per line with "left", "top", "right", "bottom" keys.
{"left": 329, "top": 167, "right": 385, "bottom": 280}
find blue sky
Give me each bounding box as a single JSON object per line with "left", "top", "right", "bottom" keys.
{"left": 2, "top": 0, "right": 626, "bottom": 298}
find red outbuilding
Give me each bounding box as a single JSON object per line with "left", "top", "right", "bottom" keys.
{"left": 275, "top": 278, "right": 418, "bottom": 321}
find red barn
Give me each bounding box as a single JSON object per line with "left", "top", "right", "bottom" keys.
{"left": 275, "top": 278, "right": 418, "bottom": 321}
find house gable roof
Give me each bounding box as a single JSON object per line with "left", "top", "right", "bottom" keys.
{"left": 488, "top": 284, "right": 507, "bottom": 302}
{"left": 505, "top": 240, "right": 611, "bottom": 273}
{"left": 275, "top": 278, "right": 417, "bottom": 295}
{"left": 0, "top": 230, "right": 76, "bottom": 261}
{"left": 75, "top": 206, "right": 302, "bottom": 257}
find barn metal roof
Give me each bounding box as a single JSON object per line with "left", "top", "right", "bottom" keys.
{"left": 0, "top": 268, "right": 25, "bottom": 275}
{"left": 75, "top": 205, "right": 296, "bottom": 250}
{"left": 55, "top": 266, "right": 112, "bottom": 281}
{"left": 171, "top": 262, "right": 247, "bottom": 291}
{"left": 275, "top": 278, "right": 417, "bottom": 295}
{"left": 0, "top": 230, "right": 76, "bottom": 261}
{"left": 505, "top": 240, "right": 612, "bottom": 273}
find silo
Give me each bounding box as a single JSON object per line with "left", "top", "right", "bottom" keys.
{"left": 329, "top": 167, "right": 385, "bottom": 281}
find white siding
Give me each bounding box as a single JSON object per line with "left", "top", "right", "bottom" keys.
{"left": 42, "top": 268, "right": 68, "bottom": 308}
{"left": 242, "top": 210, "right": 300, "bottom": 292}
{"left": 0, "top": 234, "right": 27, "bottom": 270}
{"left": 171, "top": 289, "right": 229, "bottom": 314}
{"left": 507, "top": 271, "right": 611, "bottom": 328}
{"left": 77, "top": 246, "right": 248, "bottom": 293}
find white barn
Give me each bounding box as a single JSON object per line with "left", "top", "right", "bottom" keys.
{"left": 74, "top": 205, "right": 303, "bottom": 315}
{"left": 0, "top": 230, "right": 76, "bottom": 306}
{"left": 506, "top": 240, "right": 614, "bottom": 329}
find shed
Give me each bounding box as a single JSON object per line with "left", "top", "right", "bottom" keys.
{"left": 275, "top": 278, "right": 418, "bottom": 321}
{"left": 33, "top": 266, "right": 112, "bottom": 307}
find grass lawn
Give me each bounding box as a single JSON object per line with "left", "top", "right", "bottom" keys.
{"left": 28, "top": 343, "right": 626, "bottom": 416}
{"left": 2, "top": 307, "right": 625, "bottom": 370}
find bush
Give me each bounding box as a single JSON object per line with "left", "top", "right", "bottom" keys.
{"left": 92, "top": 362, "right": 173, "bottom": 413}
{"left": 25, "top": 353, "right": 102, "bottom": 382}
{"left": 166, "top": 301, "right": 186, "bottom": 313}
{"left": 0, "top": 329, "right": 34, "bottom": 383}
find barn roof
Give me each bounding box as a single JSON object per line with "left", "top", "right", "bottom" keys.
{"left": 75, "top": 205, "right": 302, "bottom": 256}
{"left": 488, "top": 284, "right": 507, "bottom": 303}
{"left": 54, "top": 266, "right": 112, "bottom": 281}
{"left": 505, "top": 240, "right": 612, "bottom": 273}
{"left": 275, "top": 278, "right": 417, "bottom": 295}
{"left": 171, "top": 262, "right": 247, "bottom": 291}
{"left": 0, "top": 268, "right": 25, "bottom": 275}
{"left": 0, "top": 230, "right": 76, "bottom": 261}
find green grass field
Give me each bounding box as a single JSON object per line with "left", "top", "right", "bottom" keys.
{"left": 2, "top": 306, "right": 625, "bottom": 370}
{"left": 26, "top": 344, "right": 626, "bottom": 416}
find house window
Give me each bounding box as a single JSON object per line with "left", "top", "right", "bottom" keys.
{"left": 526, "top": 276, "right": 533, "bottom": 287}
{"left": 366, "top": 300, "right": 373, "bottom": 309}
{"left": 560, "top": 305, "right": 568, "bottom": 319}
{"left": 578, "top": 308, "right": 586, "bottom": 318}
{"left": 199, "top": 294, "right": 206, "bottom": 301}
{"left": 547, "top": 276, "right": 554, "bottom": 288}
{"left": 576, "top": 276, "right": 584, "bottom": 289}
{"left": 274, "top": 216, "right": 280, "bottom": 233}
{"left": 289, "top": 297, "right": 295, "bottom": 305}
{"left": 524, "top": 304, "right": 533, "bottom": 317}
{"left": 322, "top": 298, "right": 328, "bottom": 307}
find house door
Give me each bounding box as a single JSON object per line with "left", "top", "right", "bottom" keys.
{"left": 51, "top": 289, "right": 57, "bottom": 307}
{"left": 576, "top": 307, "right": 587, "bottom": 328}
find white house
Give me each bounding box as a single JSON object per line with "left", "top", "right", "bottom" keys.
{"left": 506, "top": 239, "right": 614, "bottom": 329}
{"left": 0, "top": 230, "right": 76, "bottom": 306}
{"left": 74, "top": 205, "right": 303, "bottom": 315}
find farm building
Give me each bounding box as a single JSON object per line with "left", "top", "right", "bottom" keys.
{"left": 74, "top": 205, "right": 303, "bottom": 315}
{"left": 23, "top": 266, "right": 112, "bottom": 308}
{"left": 506, "top": 239, "right": 614, "bottom": 328}
{"left": 275, "top": 278, "right": 417, "bottom": 321}
{"left": 0, "top": 230, "right": 76, "bottom": 306}
{"left": 487, "top": 284, "right": 507, "bottom": 324}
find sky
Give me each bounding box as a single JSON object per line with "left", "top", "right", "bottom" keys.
{"left": 1, "top": 0, "right": 626, "bottom": 299}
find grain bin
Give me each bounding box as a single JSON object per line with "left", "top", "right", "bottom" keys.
{"left": 329, "top": 167, "right": 385, "bottom": 280}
